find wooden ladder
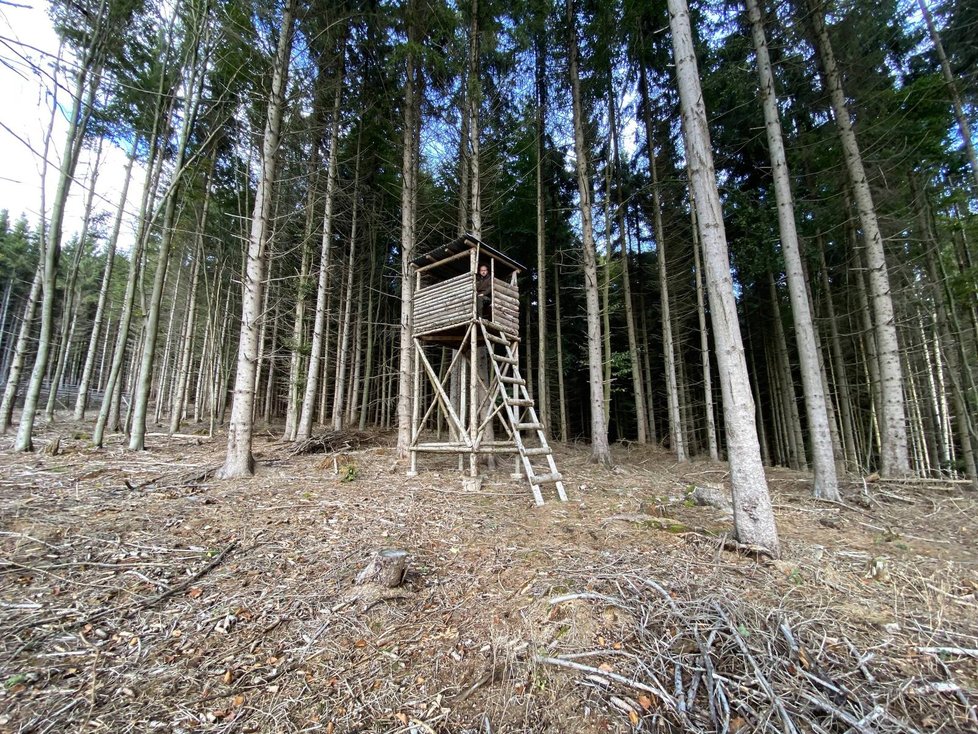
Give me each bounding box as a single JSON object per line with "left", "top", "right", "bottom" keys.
{"left": 480, "top": 322, "right": 567, "bottom": 505}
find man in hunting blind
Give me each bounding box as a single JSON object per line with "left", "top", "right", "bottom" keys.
{"left": 476, "top": 262, "right": 492, "bottom": 319}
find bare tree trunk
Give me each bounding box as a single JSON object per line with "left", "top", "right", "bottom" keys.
{"left": 816, "top": 239, "right": 859, "bottom": 471}
{"left": 219, "top": 0, "right": 295, "bottom": 477}
{"left": 639, "top": 60, "right": 684, "bottom": 458}
{"left": 853, "top": 240, "right": 883, "bottom": 463}
{"left": 154, "top": 252, "right": 184, "bottom": 425}
{"left": 567, "top": 0, "right": 610, "bottom": 464}
{"left": 669, "top": 0, "right": 779, "bottom": 555}
{"left": 358, "top": 225, "right": 380, "bottom": 431}
{"left": 262, "top": 297, "right": 281, "bottom": 422}
{"left": 535, "top": 33, "right": 550, "bottom": 433}
{"left": 914, "top": 178, "right": 978, "bottom": 487}
{"left": 554, "top": 257, "right": 568, "bottom": 442}
{"left": 298, "top": 46, "right": 345, "bottom": 441}
{"left": 253, "top": 250, "right": 275, "bottom": 423}
{"left": 396, "top": 17, "right": 419, "bottom": 456}
{"left": 214, "top": 280, "right": 234, "bottom": 433}
{"left": 467, "top": 0, "right": 481, "bottom": 238}
{"left": 806, "top": 0, "right": 909, "bottom": 476}
{"left": 608, "top": 91, "right": 647, "bottom": 445}
{"left": 601, "top": 179, "right": 612, "bottom": 427}
{"left": 748, "top": 330, "right": 772, "bottom": 466}
{"left": 94, "top": 23, "right": 177, "bottom": 446}
{"left": 691, "top": 204, "right": 718, "bottom": 460}
{"left": 630, "top": 211, "right": 659, "bottom": 444}
{"left": 15, "top": 58, "right": 102, "bottom": 450}
{"left": 129, "top": 37, "right": 206, "bottom": 450}
{"left": 768, "top": 274, "right": 806, "bottom": 470}
{"left": 172, "top": 166, "right": 213, "bottom": 431}
{"left": 169, "top": 243, "right": 202, "bottom": 433}
{"left": 73, "top": 141, "right": 137, "bottom": 421}
{"left": 0, "top": 268, "right": 42, "bottom": 432}
{"left": 346, "top": 275, "right": 365, "bottom": 425}
{"left": 748, "top": 0, "right": 838, "bottom": 497}
{"left": 46, "top": 142, "right": 103, "bottom": 421}
{"left": 916, "top": 0, "right": 978, "bottom": 190}
{"left": 332, "top": 133, "right": 362, "bottom": 431}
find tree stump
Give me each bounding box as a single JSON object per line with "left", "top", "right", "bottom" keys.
{"left": 355, "top": 549, "right": 408, "bottom": 588}
{"left": 690, "top": 485, "right": 733, "bottom": 513}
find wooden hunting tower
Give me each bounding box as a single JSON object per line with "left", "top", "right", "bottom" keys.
{"left": 407, "top": 233, "right": 566, "bottom": 505}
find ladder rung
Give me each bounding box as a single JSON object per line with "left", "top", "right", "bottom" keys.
{"left": 492, "top": 354, "right": 518, "bottom": 364}
{"left": 517, "top": 422, "right": 542, "bottom": 431}
{"left": 529, "top": 472, "right": 562, "bottom": 484}
{"left": 500, "top": 376, "right": 526, "bottom": 385}
{"left": 505, "top": 398, "right": 534, "bottom": 406}
{"left": 522, "top": 447, "right": 552, "bottom": 456}
{"left": 484, "top": 332, "right": 511, "bottom": 344}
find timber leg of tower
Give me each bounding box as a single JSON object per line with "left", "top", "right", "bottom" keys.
{"left": 468, "top": 319, "right": 479, "bottom": 478}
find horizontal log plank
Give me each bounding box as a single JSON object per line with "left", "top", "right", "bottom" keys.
{"left": 415, "top": 297, "right": 473, "bottom": 315}
{"left": 416, "top": 272, "right": 474, "bottom": 299}
{"left": 416, "top": 315, "right": 474, "bottom": 334}
{"left": 413, "top": 443, "right": 522, "bottom": 454}
{"left": 493, "top": 279, "right": 518, "bottom": 298}
{"left": 493, "top": 306, "right": 518, "bottom": 322}
{"left": 416, "top": 285, "right": 473, "bottom": 308}
{"left": 492, "top": 290, "right": 519, "bottom": 310}
{"left": 415, "top": 297, "right": 473, "bottom": 316}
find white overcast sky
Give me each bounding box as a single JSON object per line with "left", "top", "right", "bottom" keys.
{"left": 0, "top": 0, "right": 140, "bottom": 250}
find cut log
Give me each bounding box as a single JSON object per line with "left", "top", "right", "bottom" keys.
{"left": 355, "top": 549, "right": 408, "bottom": 588}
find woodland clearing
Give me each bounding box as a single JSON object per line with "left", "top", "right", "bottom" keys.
{"left": 0, "top": 423, "right": 976, "bottom": 733}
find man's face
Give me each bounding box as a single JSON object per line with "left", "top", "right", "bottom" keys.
{"left": 479, "top": 266, "right": 489, "bottom": 277}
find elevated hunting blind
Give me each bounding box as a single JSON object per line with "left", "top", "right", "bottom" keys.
{"left": 407, "top": 233, "right": 566, "bottom": 505}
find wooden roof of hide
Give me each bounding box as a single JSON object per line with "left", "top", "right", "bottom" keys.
{"left": 411, "top": 233, "right": 525, "bottom": 275}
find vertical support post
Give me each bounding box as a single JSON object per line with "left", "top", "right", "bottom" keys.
{"left": 469, "top": 248, "right": 479, "bottom": 477}
{"left": 408, "top": 337, "right": 421, "bottom": 477}
{"left": 469, "top": 323, "right": 478, "bottom": 477}
{"left": 458, "top": 346, "right": 467, "bottom": 471}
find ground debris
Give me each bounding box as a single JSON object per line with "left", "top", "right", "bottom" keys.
{"left": 287, "top": 429, "right": 382, "bottom": 456}
{"left": 0, "top": 423, "right": 976, "bottom": 732}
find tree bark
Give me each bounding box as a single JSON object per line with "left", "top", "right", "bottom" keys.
{"left": 567, "top": 0, "right": 611, "bottom": 465}
{"left": 916, "top": 0, "right": 978, "bottom": 191}
{"left": 332, "top": 131, "right": 363, "bottom": 431}
{"left": 690, "top": 197, "right": 719, "bottom": 460}
{"left": 535, "top": 32, "right": 550, "bottom": 434}
{"left": 15, "top": 58, "right": 102, "bottom": 450}
{"left": 608, "top": 91, "right": 647, "bottom": 445}
{"left": 74, "top": 140, "right": 137, "bottom": 421}
{"left": 553, "top": 257, "right": 569, "bottom": 442}
{"left": 170, "top": 241, "right": 203, "bottom": 433}
{"left": 0, "top": 268, "right": 42, "bottom": 433}
{"left": 806, "top": 0, "right": 909, "bottom": 476}
{"left": 298, "top": 41, "right": 346, "bottom": 441}
{"left": 639, "top": 58, "right": 684, "bottom": 458}
{"left": 219, "top": 0, "right": 295, "bottom": 477}
{"left": 396, "top": 9, "right": 420, "bottom": 456}
{"left": 669, "top": 0, "right": 779, "bottom": 555}
{"left": 129, "top": 31, "right": 206, "bottom": 450}
{"left": 747, "top": 0, "right": 839, "bottom": 497}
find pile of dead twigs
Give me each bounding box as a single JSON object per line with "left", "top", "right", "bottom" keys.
{"left": 535, "top": 574, "right": 978, "bottom": 733}
{"left": 286, "top": 430, "right": 381, "bottom": 457}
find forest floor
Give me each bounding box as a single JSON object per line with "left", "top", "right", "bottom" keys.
{"left": 0, "top": 422, "right": 976, "bottom": 734}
